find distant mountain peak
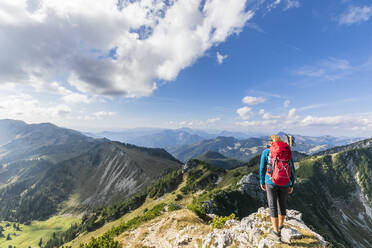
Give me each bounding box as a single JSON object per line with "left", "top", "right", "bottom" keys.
{"left": 199, "top": 150, "right": 227, "bottom": 159}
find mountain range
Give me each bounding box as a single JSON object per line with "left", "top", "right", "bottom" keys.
{"left": 87, "top": 127, "right": 362, "bottom": 163}
{"left": 0, "top": 119, "right": 371, "bottom": 248}
{"left": 169, "top": 133, "right": 362, "bottom": 162}
{"left": 0, "top": 119, "right": 181, "bottom": 223}
{"left": 49, "top": 136, "right": 371, "bottom": 248}
{"left": 86, "top": 128, "right": 252, "bottom": 148}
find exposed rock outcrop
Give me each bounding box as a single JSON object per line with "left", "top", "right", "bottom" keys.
{"left": 182, "top": 159, "right": 198, "bottom": 173}
{"left": 202, "top": 207, "right": 327, "bottom": 248}
{"left": 237, "top": 173, "right": 265, "bottom": 203}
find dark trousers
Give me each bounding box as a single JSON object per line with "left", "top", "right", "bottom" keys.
{"left": 266, "top": 184, "right": 289, "bottom": 217}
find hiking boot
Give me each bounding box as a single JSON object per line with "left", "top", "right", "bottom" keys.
{"left": 269, "top": 230, "right": 281, "bottom": 241}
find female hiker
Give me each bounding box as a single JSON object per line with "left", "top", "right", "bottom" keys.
{"left": 259, "top": 135, "right": 296, "bottom": 240}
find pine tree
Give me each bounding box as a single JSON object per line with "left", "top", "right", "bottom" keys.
{"left": 6, "top": 233, "right": 11, "bottom": 240}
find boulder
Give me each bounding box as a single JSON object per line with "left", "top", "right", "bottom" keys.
{"left": 280, "top": 227, "right": 302, "bottom": 243}
{"left": 237, "top": 173, "right": 265, "bottom": 202}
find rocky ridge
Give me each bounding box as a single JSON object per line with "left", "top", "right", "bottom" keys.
{"left": 117, "top": 206, "right": 327, "bottom": 248}
{"left": 203, "top": 207, "right": 327, "bottom": 248}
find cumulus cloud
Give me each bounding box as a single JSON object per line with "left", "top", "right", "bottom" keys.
{"left": 237, "top": 106, "right": 253, "bottom": 120}
{"left": 0, "top": 0, "right": 256, "bottom": 98}
{"left": 242, "top": 96, "right": 266, "bottom": 105}
{"left": 0, "top": 93, "right": 71, "bottom": 122}
{"left": 339, "top": 5, "right": 372, "bottom": 25}
{"left": 216, "top": 52, "right": 228, "bottom": 64}
{"left": 262, "top": 113, "right": 281, "bottom": 120}
{"left": 48, "top": 82, "right": 91, "bottom": 104}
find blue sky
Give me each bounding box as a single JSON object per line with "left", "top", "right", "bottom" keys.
{"left": 0, "top": 0, "right": 372, "bottom": 136}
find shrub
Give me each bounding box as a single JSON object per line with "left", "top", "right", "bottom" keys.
{"left": 233, "top": 171, "right": 241, "bottom": 177}
{"left": 168, "top": 203, "right": 182, "bottom": 212}
{"left": 187, "top": 202, "right": 208, "bottom": 221}
{"left": 212, "top": 213, "right": 236, "bottom": 229}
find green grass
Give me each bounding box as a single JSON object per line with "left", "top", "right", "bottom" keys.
{"left": 0, "top": 215, "right": 79, "bottom": 248}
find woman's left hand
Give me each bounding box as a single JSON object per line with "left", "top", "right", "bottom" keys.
{"left": 288, "top": 187, "right": 293, "bottom": 194}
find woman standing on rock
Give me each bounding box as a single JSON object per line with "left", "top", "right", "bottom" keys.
{"left": 259, "top": 135, "right": 296, "bottom": 241}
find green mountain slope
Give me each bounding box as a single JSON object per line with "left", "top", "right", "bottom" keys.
{"left": 289, "top": 148, "right": 372, "bottom": 247}
{"left": 0, "top": 120, "right": 181, "bottom": 223}
{"left": 168, "top": 136, "right": 266, "bottom": 162}
{"left": 196, "top": 151, "right": 245, "bottom": 169}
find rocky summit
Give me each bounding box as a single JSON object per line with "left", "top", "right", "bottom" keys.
{"left": 115, "top": 206, "right": 327, "bottom": 248}
{"left": 203, "top": 207, "right": 327, "bottom": 248}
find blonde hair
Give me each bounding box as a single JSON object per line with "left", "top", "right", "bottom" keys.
{"left": 269, "top": 135, "right": 283, "bottom": 142}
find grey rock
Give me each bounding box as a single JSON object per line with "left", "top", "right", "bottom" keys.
{"left": 202, "top": 207, "right": 327, "bottom": 248}
{"left": 281, "top": 227, "right": 302, "bottom": 243}
{"left": 237, "top": 173, "right": 265, "bottom": 202}
{"left": 182, "top": 159, "right": 198, "bottom": 173}
{"left": 176, "top": 235, "right": 192, "bottom": 246}
{"left": 202, "top": 200, "right": 216, "bottom": 214}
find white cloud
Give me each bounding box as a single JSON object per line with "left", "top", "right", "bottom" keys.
{"left": 0, "top": 83, "right": 16, "bottom": 91}
{"left": 94, "top": 111, "right": 116, "bottom": 117}
{"left": 299, "top": 104, "right": 326, "bottom": 111}
{"left": 283, "top": 100, "right": 290, "bottom": 108}
{"left": 288, "top": 108, "right": 296, "bottom": 118}
{"left": 259, "top": 109, "right": 265, "bottom": 115}
{"left": 246, "top": 23, "right": 265, "bottom": 33}
{"left": 242, "top": 96, "right": 266, "bottom": 105}
{"left": 179, "top": 120, "right": 193, "bottom": 126}
{"left": 237, "top": 119, "right": 278, "bottom": 127}
{"left": 0, "top": 93, "right": 71, "bottom": 122}
{"left": 178, "top": 117, "right": 221, "bottom": 127}
{"left": 295, "top": 57, "right": 352, "bottom": 81}
{"left": 300, "top": 115, "right": 355, "bottom": 126}
{"left": 339, "top": 5, "right": 372, "bottom": 25}
{"left": 0, "top": 0, "right": 256, "bottom": 98}
{"left": 216, "top": 52, "right": 228, "bottom": 64}
{"left": 236, "top": 106, "right": 253, "bottom": 120}
{"left": 77, "top": 111, "right": 116, "bottom": 121}
{"left": 48, "top": 82, "right": 91, "bottom": 104}
{"left": 206, "top": 117, "right": 221, "bottom": 124}
{"left": 267, "top": 0, "right": 281, "bottom": 12}
{"left": 284, "top": 0, "right": 300, "bottom": 11}
{"left": 262, "top": 113, "right": 281, "bottom": 120}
